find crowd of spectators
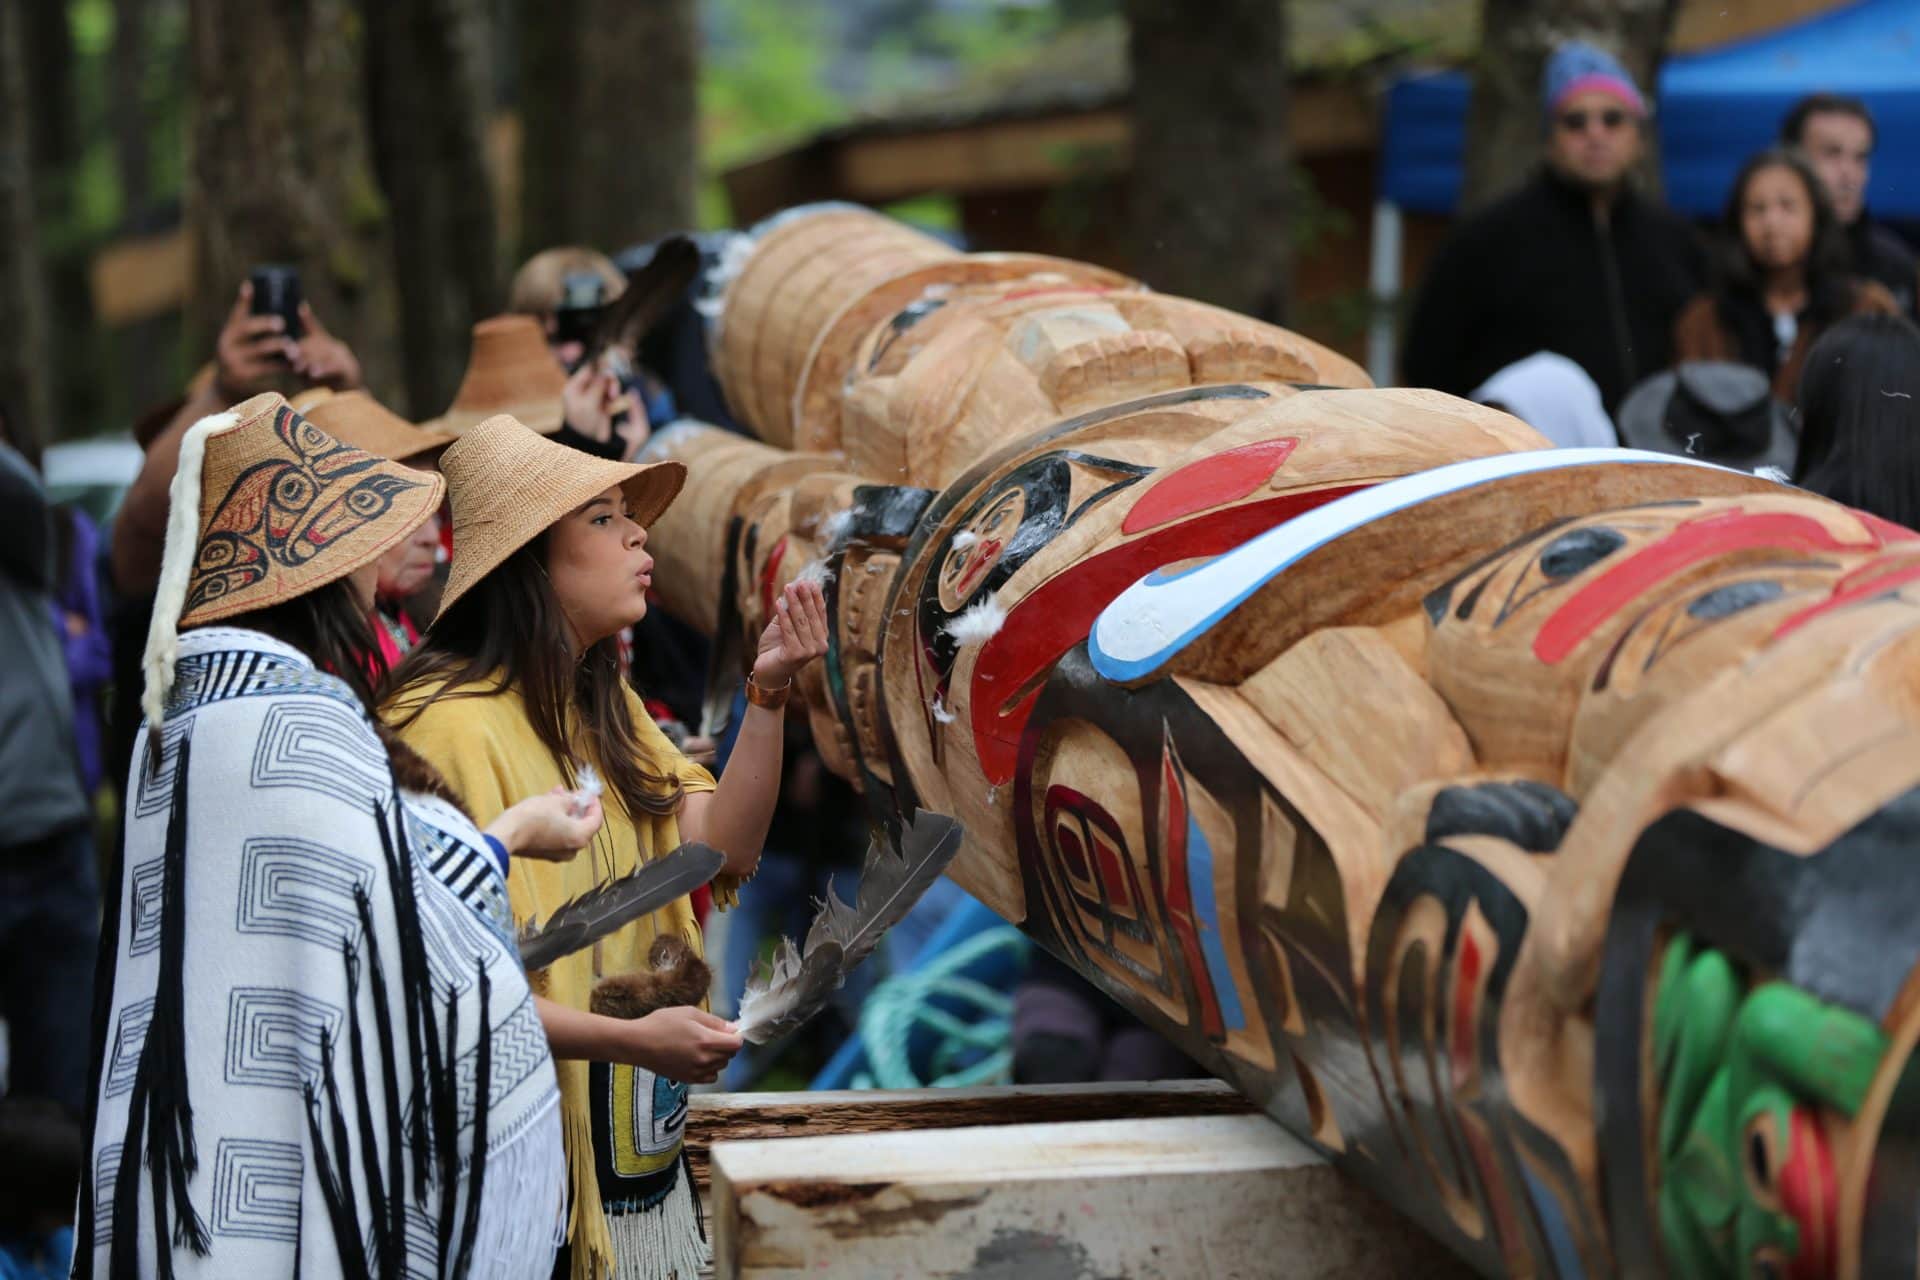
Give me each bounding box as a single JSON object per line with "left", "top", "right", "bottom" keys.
{"left": 1408, "top": 43, "right": 1920, "bottom": 528}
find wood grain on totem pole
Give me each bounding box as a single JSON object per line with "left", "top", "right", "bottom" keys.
{"left": 791, "top": 253, "right": 1135, "bottom": 455}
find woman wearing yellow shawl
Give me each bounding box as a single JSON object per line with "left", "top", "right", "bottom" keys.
{"left": 386, "top": 414, "right": 827, "bottom": 1279}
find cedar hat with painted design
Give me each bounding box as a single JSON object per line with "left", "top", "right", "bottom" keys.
{"left": 425, "top": 314, "right": 567, "bottom": 436}
{"left": 301, "top": 389, "right": 457, "bottom": 465}
{"left": 434, "top": 413, "right": 685, "bottom": 621}
{"left": 140, "top": 392, "right": 445, "bottom": 721}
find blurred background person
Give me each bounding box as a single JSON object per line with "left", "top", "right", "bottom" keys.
{"left": 106, "top": 284, "right": 366, "bottom": 808}
{"left": 509, "top": 246, "right": 663, "bottom": 462}
{"left": 1791, "top": 313, "right": 1920, "bottom": 524}
{"left": 1675, "top": 147, "right": 1896, "bottom": 404}
{"left": 0, "top": 420, "right": 98, "bottom": 1121}
{"left": 300, "top": 389, "right": 455, "bottom": 673}
{"left": 1470, "top": 351, "right": 1620, "bottom": 448}
{"left": 0, "top": 1098, "right": 80, "bottom": 1279}
{"left": 1403, "top": 40, "right": 1705, "bottom": 410}
{"left": 1782, "top": 93, "right": 1919, "bottom": 319}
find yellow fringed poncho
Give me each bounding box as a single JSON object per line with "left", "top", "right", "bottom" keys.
{"left": 387, "top": 675, "right": 734, "bottom": 1279}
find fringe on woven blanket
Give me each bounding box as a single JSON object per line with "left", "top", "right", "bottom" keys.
{"left": 606, "top": 1174, "right": 708, "bottom": 1280}
{"left": 467, "top": 1095, "right": 569, "bottom": 1278}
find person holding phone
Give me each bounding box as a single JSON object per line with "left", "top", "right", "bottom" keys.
{"left": 508, "top": 246, "right": 663, "bottom": 462}
{"left": 105, "top": 272, "right": 371, "bottom": 844}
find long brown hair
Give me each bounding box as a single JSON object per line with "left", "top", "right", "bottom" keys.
{"left": 384, "top": 533, "right": 684, "bottom": 818}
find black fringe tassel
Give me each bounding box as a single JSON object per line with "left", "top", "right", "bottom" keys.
{"left": 449, "top": 961, "right": 492, "bottom": 1279}
{"left": 432, "top": 980, "right": 461, "bottom": 1268}
{"left": 109, "top": 731, "right": 209, "bottom": 1277}
{"left": 72, "top": 729, "right": 135, "bottom": 1278}
{"left": 375, "top": 799, "right": 440, "bottom": 1201}
{"left": 354, "top": 886, "right": 409, "bottom": 1272}
{"left": 342, "top": 938, "right": 395, "bottom": 1278}
{"left": 303, "top": 1043, "right": 373, "bottom": 1280}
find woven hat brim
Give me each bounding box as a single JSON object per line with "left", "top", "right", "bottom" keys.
{"left": 425, "top": 398, "right": 566, "bottom": 437}
{"left": 304, "top": 401, "right": 459, "bottom": 465}
{"left": 177, "top": 468, "right": 447, "bottom": 628}
{"left": 434, "top": 453, "right": 686, "bottom": 624}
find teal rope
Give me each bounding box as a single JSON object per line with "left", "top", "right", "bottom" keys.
{"left": 851, "top": 927, "right": 1029, "bottom": 1089}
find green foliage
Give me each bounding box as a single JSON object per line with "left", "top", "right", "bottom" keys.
{"left": 699, "top": 0, "right": 848, "bottom": 226}
{"left": 881, "top": 195, "right": 960, "bottom": 235}
{"left": 42, "top": 0, "right": 190, "bottom": 257}
{"left": 696, "top": 0, "right": 1121, "bottom": 228}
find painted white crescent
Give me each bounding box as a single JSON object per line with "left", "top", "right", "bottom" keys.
{"left": 1088, "top": 447, "right": 1747, "bottom": 683}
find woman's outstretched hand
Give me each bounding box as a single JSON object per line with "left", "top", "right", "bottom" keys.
{"left": 751, "top": 579, "right": 829, "bottom": 688}
{"left": 620, "top": 1006, "right": 742, "bottom": 1084}
{"left": 485, "top": 786, "right": 605, "bottom": 862}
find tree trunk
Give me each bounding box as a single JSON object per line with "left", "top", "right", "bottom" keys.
{"left": 1461, "top": 0, "right": 1681, "bottom": 210}
{"left": 19, "top": 0, "right": 76, "bottom": 211}
{"left": 362, "top": 0, "right": 501, "bottom": 419}
{"left": 112, "top": 0, "right": 154, "bottom": 225}
{"left": 1125, "top": 0, "right": 1290, "bottom": 323}
{"left": 517, "top": 0, "right": 698, "bottom": 260}
{"left": 185, "top": 0, "right": 398, "bottom": 398}
{"left": 0, "top": 0, "right": 51, "bottom": 449}
{"left": 21, "top": 0, "right": 93, "bottom": 442}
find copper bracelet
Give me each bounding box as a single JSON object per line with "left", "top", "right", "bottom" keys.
{"left": 745, "top": 673, "right": 792, "bottom": 710}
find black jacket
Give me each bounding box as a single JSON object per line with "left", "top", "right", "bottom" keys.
{"left": 1403, "top": 169, "right": 1707, "bottom": 410}
{"left": 1848, "top": 215, "right": 1919, "bottom": 320}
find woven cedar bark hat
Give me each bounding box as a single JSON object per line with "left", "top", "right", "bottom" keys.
{"left": 425, "top": 314, "right": 568, "bottom": 436}
{"left": 140, "top": 391, "right": 445, "bottom": 722}
{"left": 434, "top": 413, "right": 686, "bottom": 622}
{"left": 301, "top": 389, "right": 457, "bottom": 464}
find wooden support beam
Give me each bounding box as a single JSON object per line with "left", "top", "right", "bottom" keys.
{"left": 710, "top": 1113, "right": 1471, "bottom": 1279}
{"left": 687, "top": 1079, "right": 1253, "bottom": 1197}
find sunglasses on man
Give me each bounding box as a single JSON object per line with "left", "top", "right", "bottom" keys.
{"left": 1558, "top": 108, "right": 1631, "bottom": 134}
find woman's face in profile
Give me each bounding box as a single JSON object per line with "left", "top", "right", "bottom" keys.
{"left": 544, "top": 483, "right": 653, "bottom": 650}
{"left": 1741, "top": 165, "right": 1816, "bottom": 274}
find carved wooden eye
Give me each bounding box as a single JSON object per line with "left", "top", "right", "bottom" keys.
{"left": 1538, "top": 526, "right": 1626, "bottom": 579}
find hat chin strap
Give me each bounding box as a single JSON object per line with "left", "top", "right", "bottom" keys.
{"left": 140, "top": 410, "right": 240, "bottom": 729}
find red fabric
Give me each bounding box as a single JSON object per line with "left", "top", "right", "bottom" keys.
{"left": 368, "top": 606, "right": 420, "bottom": 681}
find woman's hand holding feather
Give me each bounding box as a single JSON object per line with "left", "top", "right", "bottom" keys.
{"left": 620, "top": 1007, "right": 741, "bottom": 1084}
{"left": 486, "top": 786, "right": 605, "bottom": 862}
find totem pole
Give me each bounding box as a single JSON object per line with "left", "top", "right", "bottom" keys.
{"left": 642, "top": 207, "right": 1920, "bottom": 1279}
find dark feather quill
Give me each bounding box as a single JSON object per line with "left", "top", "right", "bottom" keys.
{"left": 584, "top": 235, "right": 701, "bottom": 368}
{"left": 517, "top": 842, "right": 725, "bottom": 971}
{"left": 735, "top": 810, "right": 963, "bottom": 1044}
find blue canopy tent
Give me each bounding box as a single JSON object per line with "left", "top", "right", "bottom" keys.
{"left": 1365, "top": 0, "right": 1920, "bottom": 378}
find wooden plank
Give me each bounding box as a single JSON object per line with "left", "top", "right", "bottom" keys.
{"left": 836, "top": 111, "right": 1132, "bottom": 202}
{"left": 89, "top": 227, "right": 190, "bottom": 327}
{"left": 711, "top": 1113, "right": 1471, "bottom": 1279}
{"left": 687, "top": 1079, "right": 1253, "bottom": 1196}
{"left": 830, "top": 84, "right": 1372, "bottom": 207}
